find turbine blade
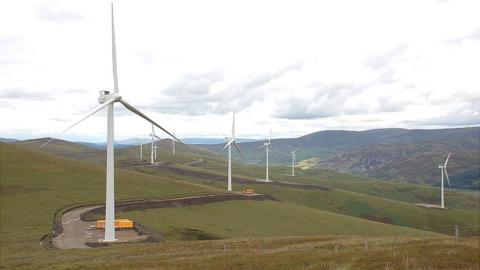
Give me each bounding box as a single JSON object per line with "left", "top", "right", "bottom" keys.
{"left": 256, "top": 144, "right": 266, "bottom": 149}
{"left": 232, "top": 110, "right": 235, "bottom": 138}
{"left": 222, "top": 138, "right": 235, "bottom": 151}
{"left": 41, "top": 98, "right": 116, "bottom": 147}
{"left": 119, "top": 99, "right": 181, "bottom": 143}
{"left": 233, "top": 141, "right": 245, "bottom": 160}
{"left": 154, "top": 134, "right": 161, "bottom": 140}
{"left": 111, "top": 3, "right": 119, "bottom": 93}
{"left": 444, "top": 168, "right": 451, "bottom": 186}
{"left": 444, "top": 152, "right": 451, "bottom": 167}
{"left": 294, "top": 145, "right": 303, "bottom": 152}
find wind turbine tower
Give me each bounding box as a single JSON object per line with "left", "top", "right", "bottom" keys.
{"left": 149, "top": 124, "right": 162, "bottom": 164}
{"left": 41, "top": 3, "right": 179, "bottom": 242}
{"left": 257, "top": 131, "right": 272, "bottom": 182}
{"left": 170, "top": 131, "right": 176, "bottom": 156}
{"left": 222, "top": 111, "right": 244, "bottom": 191}
{"left": 439, "top": 153, "right": 451, "bottom": 209}
{"left": 291, "top": 146, "right": 302, "bottom": 176}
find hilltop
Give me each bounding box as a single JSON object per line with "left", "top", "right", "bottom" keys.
{"left": 199, "top": 126, "right": 479, "bottom": 189}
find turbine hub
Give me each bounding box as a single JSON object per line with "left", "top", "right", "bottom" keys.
{"left": 98, "top": 90, "right": 121, "bottom": 104}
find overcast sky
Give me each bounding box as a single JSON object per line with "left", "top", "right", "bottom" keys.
{"left": 1, "top": 0, "right": 479, "bottom": 142}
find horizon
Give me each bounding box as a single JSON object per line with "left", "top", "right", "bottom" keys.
{"left": 2, "top": 125, "right": 478, "bottom": 143}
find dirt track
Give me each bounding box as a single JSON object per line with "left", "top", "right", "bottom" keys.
{"left": 152, "top": 164, "right": 332, "bottom": 191}
{"left": 51, "top": 193, "right": 274, "bottom": 249}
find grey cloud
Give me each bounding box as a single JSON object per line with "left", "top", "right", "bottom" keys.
{"left": 366, "top": 44, "right": 408, "bottom": 71}
{"left": 0, "top": 37, "right": 27, "bottom": 67}
{"left": 132, "top": 51, "right": 155, "bottom": 65}
{"left": 273, "top": 83, "right": 371, "bottom": 120}
{"left": 0, "top": 88, "right": 50, "bottom": 100}
{"left": 403, "top": 99, "right": 480, "bottom": 126}
{"left": 406, "top": 115, "right": 480, "bottom": 127}
{"left": 148, "top": 63, "right": 304, "bottom": 116}
{"left": 447, "top": 29, "right": 480, "bottom": 44}
{"left": 49, "top": 117, "right": 71, "bottom": 122}
{"left": 37, "top": 5, "right": 84, "bottom": 23}
{"left": 244, "top": 61, "right": 304, "bottom": 90}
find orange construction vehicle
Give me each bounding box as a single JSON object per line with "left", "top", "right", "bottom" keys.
{"left": 242, "top": 189, "right": 255, "bottom": 194}
{"left": 96, "top": 219, "right": 134, "bottom": 230}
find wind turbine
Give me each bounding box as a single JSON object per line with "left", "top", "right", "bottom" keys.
{"left": 291, "top": 146, "right": 302, "bottom": 176}
{"left": 41, "top": 3, "right": 180, "bottom": 242}
{"left": 257, "top": 131, "right": 272, "bottom": 182}
{"left": 169, "top": 131, "right": 176, "bottom": 156}
{"left": 439, "top": 152, "right": 451, "bottom": 209}
{"left": 149, "top": 124, "right": 162, "bottom": 164}
{"left": 222, "top": 111, "right": 244, "bottom": 191}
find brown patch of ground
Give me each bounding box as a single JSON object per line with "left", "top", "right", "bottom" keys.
{"left": 145, "top": 164, "right": 332, "bottom": 191}
{"left": 360, "top": 214, "right": 394, "bottom": 224}
{"left": 81, "top": 193, "right": 277, "bottom": 221}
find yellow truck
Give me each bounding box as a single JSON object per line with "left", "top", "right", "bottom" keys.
{"left": 96, "top": 219, "right": 134, "bottom": 230}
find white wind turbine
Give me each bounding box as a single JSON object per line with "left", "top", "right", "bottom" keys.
{"left": 149, "top": 124, "right": 162, "bottom": 164}
{"left": 169, "top": 131, "right": 176, "bottom": 156}
{"left": 222, "top": 111, "right": 244, "bottom": 191}
{"left": 257, "top": 131, "right": 272, "bottom": 182}
{"left": 290, "top": 146, "right": 302, "bottom": 176}
{"left": 41, "top": 3, "right": 179, "bottom": 242}
{"left": 439, "top": 152, "right": 451, "bottom": 209}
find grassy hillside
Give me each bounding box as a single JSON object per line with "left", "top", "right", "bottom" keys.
{"left": 150, "top": 167, "right": 479, "bottom": 235}
{"left": 0, "top": 143, "right": 217, "bottom": 255}
{"left": 2, "top": 142, "right": 451, "bottom": 269}
{"left": 14, "top": 138, "right": 222, "bottom": 166}
{"left": 125, "top": 200, "right": 441, "bottom": 240}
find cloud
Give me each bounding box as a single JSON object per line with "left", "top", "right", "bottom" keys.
{"left": 146, "top": 63, "right": 304, "bottom": 116}
{"left": 132, "top": 50, "right": 156, "bottom": 65}
{"left": 447, "top": 29, "right": 480, "bottom": 44}
{"left": 0, "top": 88, "right": 50, "bottom": 100}
{"left": 365, "top": 44, "right": 408, "bottom": 71}
{"left": 0, "top": 37, "right": 27, "bottom": 67}
{"left": 273, "top": 83, "right": 372, "bottom": 119}
{"left": 36, "top": 4, "right": 83, "bottom": 23}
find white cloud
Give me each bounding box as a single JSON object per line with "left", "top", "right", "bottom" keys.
{"left": 0, "top": 0, "right": 479, "bottom": 141}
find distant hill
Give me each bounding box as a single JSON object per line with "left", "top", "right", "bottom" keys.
{"left": 200, "top": 127, "right": 480, "bottom": 189}
{"left": 182, "top": 138, "right": 258, "bottom": 145}
{"left": 0, "top": 138, "right": 18, "bottom": 143}
{"left": 73, "top": 137, "right": 258, "bottom": 147}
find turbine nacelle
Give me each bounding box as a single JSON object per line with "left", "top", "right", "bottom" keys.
{"left": 98, "top": 90, "right": 121, "bottom": 104}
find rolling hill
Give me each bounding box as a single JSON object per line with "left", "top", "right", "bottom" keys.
{"left": 2, "top": 142, "right": 454, "bottom": 269}
{"left": 200, "top": 126, "right": 480, "bottom": 189}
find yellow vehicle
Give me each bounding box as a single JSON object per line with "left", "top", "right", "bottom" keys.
{"left": 242, "top": 189, "right": 255, "bottom": 194}
{"left": 96, "top": 219, "right": 134, "bottom": 230}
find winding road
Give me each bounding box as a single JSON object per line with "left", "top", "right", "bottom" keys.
{"left": 51, "top": 193, "right": 273, "bottom": 249}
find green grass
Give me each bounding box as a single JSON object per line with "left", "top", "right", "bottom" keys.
{"left": 125, "top": 200, "right": 442, "bottom": 240}
{"left": 0, "top": 142, "right": 454, "bottom": 270}
{"left": 0, "top": 143, "right": 219, "bottom": 266}
{"left": 166, "top": 176, "right": 479, "bottom": 235}
{"left": 2, "top": 141, "right": 479, "bottom": 269}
